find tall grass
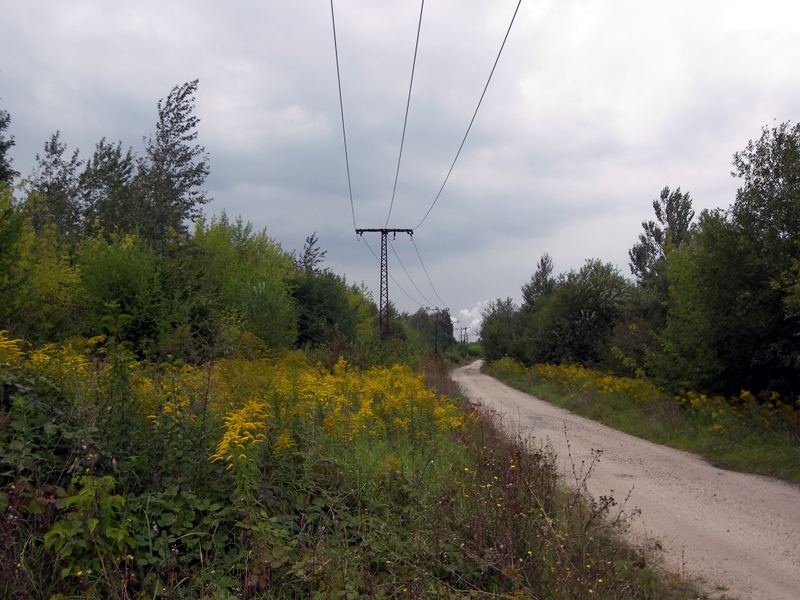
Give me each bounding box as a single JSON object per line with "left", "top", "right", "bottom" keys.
{"left": 485, "top": 357, "right": 800, "bottom": 483}
{"left": 1, "top": 332, "right": 701, "bottom": 597}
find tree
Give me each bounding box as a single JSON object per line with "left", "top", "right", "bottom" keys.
{"left": 80, "top": 138, "right": 141, "bottom": 237}
{"left": 725, "top": 121, "right": 800, "bottom": 393}
{"left": 480, "top": 298, "right": 519, "bottom": 361}
{"left": 780, "top": 252, "right": 800, "bottom": 321}
{"left": 521, "top": 253, "right": 555, "bottom": 311}
{"left": 731, "top": 120, "right": 800, "bottom": 248}
{"left": 406, "top": 307, "right": 454, "bottom": 354}
{"left": 654, "top": 123, "right": 800, "bottom": 395}
{"left": 190, "top": 213, "right": 298, "bottom": 351}
{"left": 293, "top": 270, "right": 356, "bottom": 347}
{"left": 138, "top": 80, "right": 210, "bottom": 249}
{"left": 521, "top": 259, "right": 631, "bottom": 365}
{"left": 2, "top": 219, "right": 81, "bottom": 341}
{"left": 656, "top": 209, "right": 797, "bottom": 394}
{"left": 347, "top": 282, "right": 378, "bottom": 343}
{"left": 0, "top": 185, "right": 25, "bottom": 327}
{"left": 26, "top": 131, "right": 83, "bottom": 238}
{"left": 78, "top": 235, "right": 164, "bottom": 352}
{"left": 628, "top": 186, "right": 695, "bottom": 292}
{"left": 0, "top": 107, "right": 18, "bottom": 184}
{"left": 296, "top": 231, "right": 328, "bottom": 273}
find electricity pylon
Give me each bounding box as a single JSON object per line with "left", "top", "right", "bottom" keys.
{"left": 356, "top": 228, "right": 413, "bottom": 338}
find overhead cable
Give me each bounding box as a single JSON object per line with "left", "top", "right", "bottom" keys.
{"left": 389, "top": 238, "right": 434, "bottom": 307}
{"left": 415, "top": 0, "right": 523, "bottom": 230}
{"left": 385, "top": 0, "right": 425, "bottom": 227}
{"left": 329, "top": 0, "right": 358, "bottom": 231}
{"left": 411, "top": 236, "right": 448, "bottom": 309}
{"left": 359, "top": 236, "right": 426, "bottom": 308}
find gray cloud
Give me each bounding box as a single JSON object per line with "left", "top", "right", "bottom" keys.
{"left": 3, "top": 0, "right": 799, "bottom": 323}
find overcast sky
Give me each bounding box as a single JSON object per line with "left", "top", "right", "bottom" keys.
{"left": 3, "top": 1, "right": 799, "bottom": 337}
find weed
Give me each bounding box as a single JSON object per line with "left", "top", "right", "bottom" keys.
{"left": 486, "top": 358, "right": 800, "bottom": 483}
{"left": 0, "top": 335, "right": 702, "bottom": 597}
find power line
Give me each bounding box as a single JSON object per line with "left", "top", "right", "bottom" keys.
{"left": 329, "top": 0, "right": 357, "bottom": 231}
{"left": 389, "top": 238, "right": 434, "bottom": 307}
{"left": 385, "top": 0, "right": 425, "bottom": 228}
{"left": 415, "top": 0, "right": 523, "bottom": 230}
{"left": 411, "top": 236, "right": 448, "bottom": 309}
{"left": 359, "top": 235, "right": 425, "bottom": 309}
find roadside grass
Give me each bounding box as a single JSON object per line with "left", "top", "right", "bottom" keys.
{"left": 424, "top": 358, "right": 705, "bottom": 599}
{"left": 442, "top": 341, "right": 484, "bottom": 366}
{"left": 1, "top": 330, "right": 703, "bottom": 598}
{"left": 484, "top": 357, "right": 800, "bottom": 484}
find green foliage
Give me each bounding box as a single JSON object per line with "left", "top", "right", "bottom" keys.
{"left": 1, "top": 329, "right": 696, "bottom": 598}
{"left": 628, "top": 186, "right": 695, "bottom": 295}
{"left": 779, "top": 251, "right": 800, "bottom": 321}
{"left": 347, "top": 282, "right": 378, "bottom": 343}
{"left": 193, "top": 213, "right": 298, "bottom": 350}
{"left": 26, "top": 131, "right": 84, "bottom": 240}
{"left": 646, "top": 121, "right": 799, "bottom": 396}
{"left": 0, "top": 185, "right": 25, "bottom": 315}
{"left": 522, "top": 259, "right": 632, "bottom": 365}
{"left": 465, "top": 341, "right": 482, "bottom": 356}
{"left": 78, "top": 235, "right": 163, "bottom": 352}
{"left": 0, "top": 107, "right": 19, "bottom": 184}
{"left": 732, "top": 120, "right": 800, "bottom": 247}
{"left": 443, "top": 339, "right": 481, "bottom": 365}
{"left": 0, "top": 82, "right": 386, "bottom": 364}
{"left": 125, "top": 486, "right": 243, "bottom": 593}
{"left": 80, "top": 138, "right": 141, "bottom": 238}
{"left": 488, "top": 355, "right": 527, "bottom": 380}
{"left": 521, "top": 252, "right": 555, "bottom": 311}
{"left": 43, "top": 476, "right": 131, "bottom": 580}
{"left": 1, "top": 383, "right": 86, "bottom": 489}
{"left": 403, "top": 307, "right": 455, "bottom": 355}
{"left": 137, "top": 79, "right": 210, "bottom": 249}
{"left": 480, "top": 297, "right": 520, "bottom": 361}
{"left": 486, "top": 358, "right": 800, "bottom": 483}
{"left": 603, "top": 315, "right": 658, "bottom": 378}
{"left": 482, "top": 260, "right": 632, "bottom": 366}
{"left": 293, "top": 270, "right": 357, "bottom": 347}
{"left": 659, "top": 208, "right": 798, "bottom": 395}
{"left": 481, "top": 134, "right": 800, "bottom": 420}
{"left": 2, "top": 219, "right": 82, "bottom": 341}
{"left": 296, "top": 231, "right": 327, "bottom": 273}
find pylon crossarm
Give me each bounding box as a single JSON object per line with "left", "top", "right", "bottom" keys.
{"left": 357, "top": 227, "right": 413, "bottom": 339}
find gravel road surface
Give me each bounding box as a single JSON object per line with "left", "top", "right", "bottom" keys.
{"left": 452, "top": 360, "right": 800, "bottom": 600}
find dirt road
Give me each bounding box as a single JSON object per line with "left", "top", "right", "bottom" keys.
{"left": 452, "top": 360, "right": 800, "bottom": 600}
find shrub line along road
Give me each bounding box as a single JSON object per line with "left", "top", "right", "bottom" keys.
{"left": 452, "top": 360, "right": 800, "bottom": 600}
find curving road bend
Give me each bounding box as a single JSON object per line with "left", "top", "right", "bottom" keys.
{"left": 452, "top": 360, "right": 800, "bottom": 600}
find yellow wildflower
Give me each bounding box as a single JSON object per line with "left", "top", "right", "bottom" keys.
{"left": 0, "top": 330, "right": 23, "bottom": 366}
{"left": 272, "top": 430, "right": 295, "bottom": 457}
{"left": 210, "top": 398, "right": 269, "bottom": 470}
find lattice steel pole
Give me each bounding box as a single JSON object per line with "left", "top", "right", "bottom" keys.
{"left": 356, "top": 228, "right": 413, "bottom": 339}
{"left": 379, "top": 231, "right": 389, "bottom": 338}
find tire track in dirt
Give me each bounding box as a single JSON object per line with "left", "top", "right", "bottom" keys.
{"left": 452, "top": 360, "right": 800, "bottom": 600}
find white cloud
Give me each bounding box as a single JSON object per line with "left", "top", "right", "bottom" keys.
{"left": 456, "top": 302, "right": 490, "bottom": 340}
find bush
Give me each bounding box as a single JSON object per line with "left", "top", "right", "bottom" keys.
{"left": 78, "top": 235, "right": 163, "bottom": 353}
